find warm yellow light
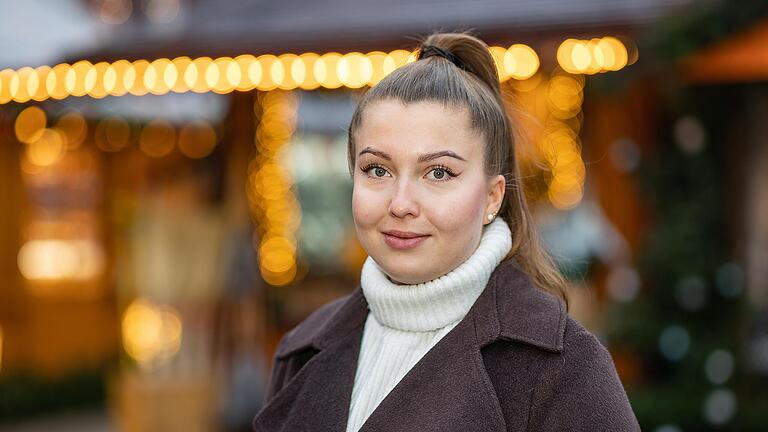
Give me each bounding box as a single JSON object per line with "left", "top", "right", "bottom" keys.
{"left": 506, "top": 44, "right": 539, "bottom": 80}
{"left": 85, "top": 62, "right": 110, "bottom": 99}
{"left": 122, "top": 299, "right": 182, "bottom": 365}
{"left": 548, "top": 181, "right": 583, "bottom": 209}
{"left": 140, "top": 120, "right": 176, "bottom": 157}
{"left": 145, "top": 58, "right": 173, "bottom": 95}
{"left": 256, "top": 54, "right": 280, "bottom": 91}
{"left": 56, "top": 110, "right": 88, "bottom": 150}
{"left": 186, "top": 57, "right": 212, "bottom": 93}
{"left": 556, "top": 39, "right": 579, "bottom": 74}
{"left": 178, "top": 121, "right": 217, "bottom": 159}
{"left": 17, "top": 238, "right": 105, "bottom": 280}
{"left": 170, "top": 56, "right": 192, "bottom": 92}
{"left": 104, "top": 60, "right": 130, "bottom": 96}
{"left": 270, "top": 57, "right": 287, "bottom": 89}
{"left": 289, "top": 55, "right": 307, "bottom": 88}
{"left": 224, "top": 58, "right": 242, "bottom": 90}
{"left": 234, "top": 54, "right": 257, "bottom": 91}
{"left": 366, "top": 51, "right": 389, "bottom": 86}
{"left": 571, "top": 41, "right": 593, "bottom": 73}
{"left": 297, "top": 53, "right": 320, "bottom": 90}
{"left": 596, "top": 37, "right": 628, "bottom": 71}
{"left": 11, "top": 67, "right": 34, "bottom": 103}
{"left": 277, "top": 54, "right": 300, "bottom": 90}
{"left": 127, "top": 60, "right": 150, "bottom": 96}
{"left": 25, "top": 128, "right": 66, "bottom": 167}
{"left": 315, "top": 52, "right": 343, "bottom": 89}
{"left": 246, "top": 56, "right": 263, "bottom": 90}
{"left": 0, "top": 69, "right": 15, "bottom": 104}
{"left": 384, "top": 49, "right": 412, "bottom": 75}
{"left": 27, "top": 66, "right": 47, "bottom": 101}
{"left": 547, "top": 75, "right": 583, "bottom": 118}
{"left": 338, "top": 52, "right": 373, "bottom": 89}
{"left": 489, "top": 46, "right": 509, "bottom": 81}
{"left": 15, "top": 106, "right": 47, "bottom": 144}
{"left": 30, "top": 66, "right": 52, "bottom": 101}
{"left": 206, "top": 57, "right": 236, "bottom": 94}
{"left": 44, "top": 63, "right": 69, "bottom": 100}
{"left": 64, "top": 60, "right": 95, "bottom": 97}
{"left": 95, "top": 116, "right": 131, "bottom": 152}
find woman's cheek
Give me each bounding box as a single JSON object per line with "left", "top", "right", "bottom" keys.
{"left": 352, "top": 185, "right": 382, "bottom": 227}
{"left": 431, "top": 188, "right": 484, "bottom": 230}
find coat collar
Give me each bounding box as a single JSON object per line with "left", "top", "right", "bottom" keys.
{"left": 254, "top": 258, "right": 567, "bottom": 432}
{"left": 276, "top": 258, "right": 566, "bottom": 359}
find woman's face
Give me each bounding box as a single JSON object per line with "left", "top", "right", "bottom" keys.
{"left": 351, "top": 100, "right": 505, "bottom": 285}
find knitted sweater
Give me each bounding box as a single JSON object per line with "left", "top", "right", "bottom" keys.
{"left": 345, "top": 217, "right": 512, "bottom": 432}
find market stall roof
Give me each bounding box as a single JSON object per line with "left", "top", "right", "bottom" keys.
{"left": 682, "top": 17, "right": 768, "bottom": 84}
{"left": 68, "top": 0, "right": 699, "bottom": 63}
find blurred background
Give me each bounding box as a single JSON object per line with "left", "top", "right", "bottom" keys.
{"left": 0, "top": 0, "right": 767, "bottom": 430}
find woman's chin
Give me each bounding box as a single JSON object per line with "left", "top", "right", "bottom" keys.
{"left": 380, "top": 263, "right": 438, "bottom": 285}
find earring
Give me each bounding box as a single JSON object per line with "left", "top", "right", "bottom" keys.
{"left": 487, "top": 211, "right": 497, "bottom": 221}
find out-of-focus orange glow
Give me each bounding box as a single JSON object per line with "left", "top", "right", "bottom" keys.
{"left": 366, "top": 51, "right": 389, "bottom": 86}
{"left": 64, "top": 60, "right": 96, "bottom": 97}
{"left": 87, "top": 62, "right": 111, "bottom": 99}
{"left": 0, "top": 41, "right": 634, "bottom": 104}
{"left": 139, "top": 120, "right": 176, "bottom": 157}
{"left": 17, "top": 238, "right": 105, "bottom": 281}
{"left": 315, "top": 52, "right": 343, "bottom": 89}
{"left": 254, "top": 54, "right": 279, "bottom": 91}
{"left": 15, "top": 106, "right": 47, "bottom": 144}
{"left": 249, "top": 91, "right": 302, "bottom": 286}
{"left": 178, "top": 121, "right": 217, "bottom": 159}
{"left": 145, "top": 58, "right": 173, "bottom": 95}
{"left": 10, "top": 67, "right": 33, "bottom": 103}
{"left": 122, "top": 299, "right": 183, "bottom": 366}
{"left": 105, "top": 59, "right": 131, "bottom": 96}
{"left": 557, "top": 36, "right": 630, "bottom": 74}
{"left": 276, "top": 54, "right": 301, "bottom": 90}
{"left": 506, "top": 44, "right": 540, "bottom": 80}
{"left": 0, "top": 68, "right": 15, "bottom": 104}
{"left": 57, "top": 109, "right": 88, "bottom": 150}
{"left": 127, "top": 60, "right": 150, "bottom": 96}
{"left": 25, "top": 128, "right": 66, "bottom": 167}
{"left": 96, "top": 116, "right": 131, "bottom": 152}
{"left": 338, "top": 52, "right": 373, "bottom": 89}
{"left": 170, "top": 56, "right": 192, "bottom": 92}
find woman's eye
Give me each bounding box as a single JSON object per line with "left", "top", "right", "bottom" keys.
{"left": 362, "top": 164, "right": 390, "bottom": 178}
{"left": 426, "top": 167, "right": 455, "bottom": 182}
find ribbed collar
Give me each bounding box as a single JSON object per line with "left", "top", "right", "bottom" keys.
{"left": 360, "top": 217, "right": 512, "bottom": 332}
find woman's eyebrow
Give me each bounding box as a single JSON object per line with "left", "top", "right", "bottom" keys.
{"left": 358, "top": 147, "right": 467, "bottom": 162}
{"left": 418, "top": 150, "right": 467, "bottom": 163}
{"left": 358, "top": 147, "right": 392, "bottom": 160}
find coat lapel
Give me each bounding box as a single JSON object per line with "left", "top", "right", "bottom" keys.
{"left": 253, "top": 258, "right": 566, "bottom": 432}
{"left": 252, "top": 290, "right": 368, "bottom": 431}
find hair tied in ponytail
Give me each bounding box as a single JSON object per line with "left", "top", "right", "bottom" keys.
{"left": 417, "top": 44, "right": 469, "bottom": 72}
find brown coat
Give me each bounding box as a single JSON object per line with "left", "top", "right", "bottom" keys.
{"left": 252, "top": 259, "right": 641, "bottom": 431}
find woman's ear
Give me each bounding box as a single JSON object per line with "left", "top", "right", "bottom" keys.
{"left": 484, "top": 174, "right": 505, "bottom": 224}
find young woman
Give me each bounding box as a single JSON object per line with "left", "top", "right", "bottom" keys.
{"left": 252, "top": 32, "right": 641, "bottom": 432}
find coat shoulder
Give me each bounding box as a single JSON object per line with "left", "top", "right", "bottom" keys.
{"left": 525, "top": 314, "right": 641, "bottom": 431}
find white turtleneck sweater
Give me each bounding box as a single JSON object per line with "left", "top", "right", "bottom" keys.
{"left": 345, "top": 217, "right": 513, "bottom": 432}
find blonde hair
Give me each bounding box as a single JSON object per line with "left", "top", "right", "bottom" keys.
{"left": 346, "top": 31, "right": 570, "bottom": 311}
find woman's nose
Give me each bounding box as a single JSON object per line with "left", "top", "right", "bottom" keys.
{"left": 388, "top": 178, "right": 420, "bottom": 219}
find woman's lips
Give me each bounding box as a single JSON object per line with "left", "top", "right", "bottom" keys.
{"left": 383, "top": 233, "right": 430, "bottom": 249}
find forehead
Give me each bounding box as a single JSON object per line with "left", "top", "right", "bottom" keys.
{"left": 355, "top": 100, "right": 482, "bottom": 160}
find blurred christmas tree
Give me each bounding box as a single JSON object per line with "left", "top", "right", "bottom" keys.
{"left": 604, "top": 83, "right": 768, "bottom": 432}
